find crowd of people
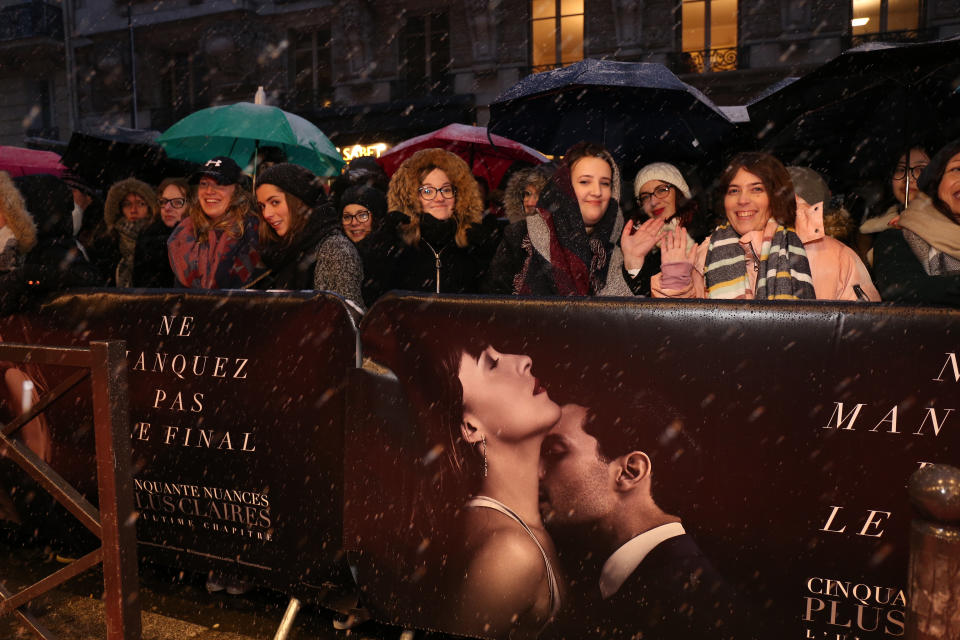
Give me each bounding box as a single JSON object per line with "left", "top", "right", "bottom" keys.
{"left": 1, "top": 135, "right": 960, "bottom": 314}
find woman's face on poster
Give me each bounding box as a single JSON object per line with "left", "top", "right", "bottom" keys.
{"left": 458, "top": 346, "right": 561, "bottom": 441}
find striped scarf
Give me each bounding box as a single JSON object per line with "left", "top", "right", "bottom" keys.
{"left": 703, "top": 223, "right": 815, "bottom": 300}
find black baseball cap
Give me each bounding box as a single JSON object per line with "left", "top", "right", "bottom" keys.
{"left": 190, "top": 156, "right": 243, "bottom": 185}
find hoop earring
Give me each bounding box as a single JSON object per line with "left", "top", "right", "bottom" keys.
{"left": 481, "top": 435, "right": 488, "bottom": 478}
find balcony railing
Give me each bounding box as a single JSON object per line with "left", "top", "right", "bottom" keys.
{"left": 0, "top": 1, "right": 63, "bottom": 43}
{"left": 850, "top": 27, "right": 941, "bottom": 47}
{"left": 670, "top": 46, "right": 740, "bottom": 74}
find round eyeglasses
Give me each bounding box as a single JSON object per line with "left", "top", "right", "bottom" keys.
{"left": 158, "top": 197, "right": 186, "bottom": 208}
{"left": 418, "top": 185, "right": 457, "bottom": 200}
{"left": 892, "top": 165, "right": 926, "bottom": 181}
{"left": 637, "top": 184, "right": 673, "bottom": 205}
{"left": 342, "top": 211, "right": 371, "bottom": 224}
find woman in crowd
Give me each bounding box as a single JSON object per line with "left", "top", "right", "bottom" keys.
{"left": 857, "top": 146, "right": 931, "bottom": 266}
{"left": 502, "top": 165, "right": 552, "bottom": 224}
{"left": 786, "top": 166, "right": 879, "bottom": 300}
{"left": 652, "top": 152, "right": 877, "bottom": 301}
{"left": 340, "top": 184, "right": 389, "bottom": 307}
{"left": 872, "top": 139, "right": 960, "bottom": 306}
{"left": 402, "top": 334, "right": 563, "bottom": 638}
{"left": 378, "top": 148, "right": 500, "bottom": 294}
{"left": 103, "top": 177, "right": 161, "bottom": 287}
{"left": 167, "top": 157, "right": 265, "bottom": 289}
{"left": 253, "top": 163, "right": 365, "bottom": 310}
{"left": 158, "top": 178, "right": 190, "bottom": 229}
{"left": 484, "top": 141, "right": 643, "bottom": 296}
{"left": 0, "top": 171, "right": 37, "bottom": 312}
{"left": 626, "top": 162, "right": 706, "bottom": 296}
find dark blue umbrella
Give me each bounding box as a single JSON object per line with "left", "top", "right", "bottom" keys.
{"left": 487, "top": 59, "right": 736, "bottom": 172}
{"left": 747, "top": 38, "right": 960, "bottom": 185}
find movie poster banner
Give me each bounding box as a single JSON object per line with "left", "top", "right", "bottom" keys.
{"left": 345, "top": 293, "right": 958, "bottom": 639}
{"left": 3, "top": 290, "right": 357, "bottom": 596}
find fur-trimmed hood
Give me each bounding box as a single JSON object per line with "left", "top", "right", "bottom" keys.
{"left": 0, "top": 171, "right": 37, "bottom": 253}
{"left": 503, "top": 166, "right": 553, "bottom": 223}
{"left": 104, "top": 178, "right": 159, "bottom": 230}
{"left": 386, "top": 148, "right": 484, "bottom": 248}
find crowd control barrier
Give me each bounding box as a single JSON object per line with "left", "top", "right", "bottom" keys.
{"left": 2, "top": 290, "right": 959, "bottom": 639}
{"left": 348, "top": 294, "right": 960, "bottom": 639}
{"left": 2, "top": 290, "right": 358, "bottom": 605}
{"left": 0, "top": 339, "right": 139, "bottom": 640}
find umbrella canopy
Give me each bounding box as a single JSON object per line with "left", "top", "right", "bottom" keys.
{"left": 0, "top": 146, "right": 66, "bottom": 177}
{"left": 747, "top": 38, "right": 960, "bottom": 185}
{"left": 487, "top": 59, "right": 736, "bottom": 173}
{"left": 62, "top": 129, "right": 196, "bottom": 190}
{"left": 157, "top": 102, "right": 345, "bottom": 177}
{"left": 375, "top": 123, "right": 548, "bottom": 189}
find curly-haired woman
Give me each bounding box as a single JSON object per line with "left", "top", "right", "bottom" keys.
{"left": 374, "top": 149, "right": 501, "bottom": 294}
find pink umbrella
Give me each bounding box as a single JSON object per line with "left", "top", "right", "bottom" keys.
{"left": 376, "top": 123, "right": 548, "bottom": 190}
{"left": 0, "top": 146, "right": 67, "bottom": 177}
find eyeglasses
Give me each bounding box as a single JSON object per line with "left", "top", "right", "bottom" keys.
{"left": 418, "top": 185, "right": 457, "bottom": 200}
{"left": 637, "top": 184, "right": 673, "bottom": 205}
{"left": 342, "top": 211, "right": 371, "bottom": 224}
{"left": 158, "top": 197, "right": 186, "bottom": 208}
{"left": 892, "top": 165, "right": 927, "bottom": 180}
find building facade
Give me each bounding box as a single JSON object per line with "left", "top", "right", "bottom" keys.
{"left": 1, "top": 0, "right": 958, "bottom": 150}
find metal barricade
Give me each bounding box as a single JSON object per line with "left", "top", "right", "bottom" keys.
{"left": 0, "top": 340, "right": 140, "bottom": 640}
{"left": 907, "top": 463, "right": 960, "bottom": 640}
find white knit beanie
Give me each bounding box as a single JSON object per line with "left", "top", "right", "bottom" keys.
{"left": 633, "top": 162, "right": 692, "bottom": 200}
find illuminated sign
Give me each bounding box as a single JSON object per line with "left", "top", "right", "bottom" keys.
{"left": 337, "top": 143, "right": 390, "bottom": 163}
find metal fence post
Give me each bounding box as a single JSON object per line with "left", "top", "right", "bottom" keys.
{"left": 89, "top": 341, "right": 141, "bottom": 640}
{"left": 906, "top": 463, "right": 960, "bottom": 640}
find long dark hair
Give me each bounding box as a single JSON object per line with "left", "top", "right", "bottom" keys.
{"left": 717, "top": 152, "right": 796, "bottom": 227}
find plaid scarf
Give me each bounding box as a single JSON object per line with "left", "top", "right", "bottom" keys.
{"left": 703, "top": 223, "right": 815, "bottom": 300}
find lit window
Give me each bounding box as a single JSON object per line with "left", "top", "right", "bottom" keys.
{"left": 681, "top": 0, "right": 738, "bottom": 72}
{"left": 531, "top": 0, "right": 584, "bottom": 73}
{"left": 851, "top": 0, "right": 920, "bottom": 36}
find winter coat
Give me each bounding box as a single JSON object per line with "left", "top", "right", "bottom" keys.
{"left": 14, "top": 174, "right": 103, "bottom": 293}
{"left": 872, "top": 194, "right": 960, "bottom": 306}
{"left": 652, "top": 217, "right": 880, "bottom": 301}
{"left": 0, "top": 172, "right": 38, "bottom": 313}
{"left": 167, "top": 215, "right": 265, "bottom": 289}
{"left": 132, "top": 219, "right": 177, "bottom": 288}
{"left": 252, "top": 201, "right": 365, "bottom": 311}
{"left": 503, "top": 167, "right": 551, "bottom": 224}
{"left": 367, "top": 211, "right": 501, "bottom": 295}
{"left": 483, "top": 156, "right": 634, "bottom": 297}
{"left": 378, "top": 147, "right": 502, "bottom": 295}
{"left": 103, "top": 177, "right": 162, "bottom": 287}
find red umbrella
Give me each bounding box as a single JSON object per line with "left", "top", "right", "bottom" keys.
{"left": 0, "top": 145, "right": 67, "bottom": 177}
{"left": 376, "top": 123, "right": 548, "bottom": 190}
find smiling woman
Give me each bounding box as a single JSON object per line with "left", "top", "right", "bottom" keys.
{"left": 372, "top": 148, "right": 501, "bottom": 295}
{"left": 167, "top": 156, "right": 266, "bottom": 289}
{"left": 873, "top": 138, "right": 960, "bottom": 306}
{"left": 250, "top": 163, "right": 364, "bottom": 310}
{"left": 652, "top": 152, "right": 878, "bottom": 301}
{"left": 483, "top": 141, "right": 641, "bottom": 297}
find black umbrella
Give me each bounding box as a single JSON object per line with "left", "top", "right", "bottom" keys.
{"left": 747, "top": 38, "right": 960, "bottom": 187}
{"left": 487, "top": 59, "right": 737, "bottom": 174}
{"left": 61, "top": 128, "right": 197, "bottom": 190}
